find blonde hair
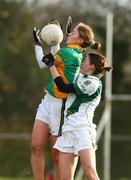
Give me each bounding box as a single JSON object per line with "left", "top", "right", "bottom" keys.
{"left": 77, "top": 22, "right": 101, "bottom": 50}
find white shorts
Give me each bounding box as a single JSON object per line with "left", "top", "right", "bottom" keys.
{"left": 35, "top": 93, "right": 65, "bottom": 135}
{"left": 54, "top": 130, "right": 95, "bottom": 155}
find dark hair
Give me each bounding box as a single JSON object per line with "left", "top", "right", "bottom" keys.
{"left": 77, "top": 23, "right": 101, "bottom": 50}
{"left": 88, "top": 52, "right": 113, "bottom": 78}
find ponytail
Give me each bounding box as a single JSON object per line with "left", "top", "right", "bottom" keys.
{"left": 98, "top": 66, "right": 113, "bottom": 78}
{"left": 77, "top": 23, "right": 101, "bottom": 50}
{"left": 90, "top": 41, "right": 101, "bottom": 50}
{"left": 103, "top": 67, "right": 113, "bottom": 72}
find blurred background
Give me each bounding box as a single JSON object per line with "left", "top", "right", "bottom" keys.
{"left": 0, "top": 0, "right": 131, "bottom": 179}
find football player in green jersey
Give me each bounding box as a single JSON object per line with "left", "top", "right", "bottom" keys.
{"left": 31, "top": 21, "right": 101, "bottom": 180}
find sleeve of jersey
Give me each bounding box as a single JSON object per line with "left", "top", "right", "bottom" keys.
{"left": 35, "top": 45, "right": 47, "bottom": 69}
{"left": 54, "top": 77, "right": 76, "bottom": 93}
{"left": 73, "top": 79, "right": 99, "bottom": 96}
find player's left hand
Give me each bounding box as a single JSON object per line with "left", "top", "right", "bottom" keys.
{"left": 42, "top": 53, "right": 55, "bottom": 67}
{"left": 33, "top": 27, "right": 41, "bottom": 46}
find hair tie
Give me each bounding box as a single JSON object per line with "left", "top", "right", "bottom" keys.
{"left": 90, "top": 40, "right": 95, "bottom": 47}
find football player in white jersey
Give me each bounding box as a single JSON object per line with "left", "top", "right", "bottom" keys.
{"left": 43, "top": 51, "right": 112, "bottom": 180}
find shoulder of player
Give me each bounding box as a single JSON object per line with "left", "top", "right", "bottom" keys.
{"left": 86, "top": 75, "right": 102, "bottom": 91}
{"left": 76, "top": 75, "right": 101, "bottom": 94}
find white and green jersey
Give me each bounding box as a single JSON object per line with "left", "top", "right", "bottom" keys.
{"left": 62, "top": 74, "right": 102, "bottom": 132}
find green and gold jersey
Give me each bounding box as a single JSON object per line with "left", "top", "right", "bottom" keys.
{"left": 46, "top": 44, "right": 85, "bottom": 99}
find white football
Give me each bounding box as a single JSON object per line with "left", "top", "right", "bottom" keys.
{"left": 40, "top": 24, "right": 63, "bottom": 46}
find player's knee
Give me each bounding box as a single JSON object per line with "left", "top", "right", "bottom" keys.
{"left": 51, "top": 148, "right": 59, "bottom": 165}
{"left": 31, "top": 139, "right": 44, "bottom": 153}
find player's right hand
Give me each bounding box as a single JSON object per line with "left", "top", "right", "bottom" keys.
{"left": 42, "top": 53, "right": 55, "bottom": 67}
{"left": 66, "top": 16, "right": 72, "bottom": 36}
{"left": 33, "top": 27, "right": 41, "bottom": 46}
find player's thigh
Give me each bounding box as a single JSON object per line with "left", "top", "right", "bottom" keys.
{"left": 50, "top": 135, "right": 57, "bottom": 145}
{"left": 79, "top": 148, "right": 96, "bottom": 172}
{"left": 31, "top": 120, "right": 50, "bottom": 148}
{"left": 59, "top": 152, "right": 77, "bottom": 179}
{"left": 50, "top": 135, "right": 59, "bottom": 163}
{"left": 50, "top": 135, "right": 58, "bottom": 154}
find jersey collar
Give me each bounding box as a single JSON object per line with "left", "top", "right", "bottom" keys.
{"left": 79, "top": 73, "right": 100, "bottom": 80}
{"left": 67, "top": 44, "right": 85, "bottom": 52}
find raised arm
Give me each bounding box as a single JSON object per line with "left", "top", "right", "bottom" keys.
{"left": 33, "top": 27, "right": 60, "bottom": 69}
{"left": 33, "top": 27, "right": 47, "bottom": 69}
{"left": 42, "top": 53, "right": 76, "bottom": 93}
